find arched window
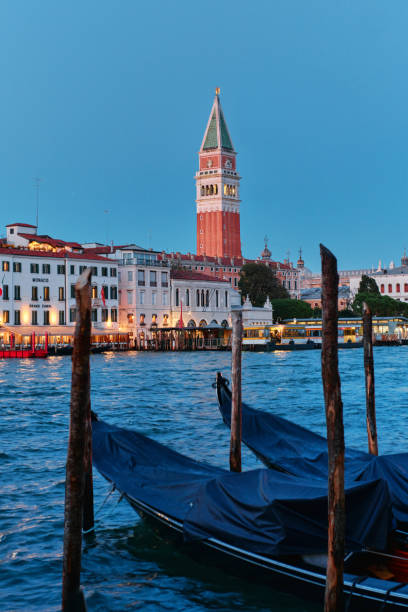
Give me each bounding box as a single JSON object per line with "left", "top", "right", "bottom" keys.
{"left": 405, "top": 284, "right": 408, "bottom": 292}
{"left": 214, "top": 184, "right": 218, "bottom": 195}
{"left": 206, "top": 185, "right": 210, "bottom": 196}
{"left": 205, "top": 290, "right": 209, "bottom": 307}
{"left": 186, "top": 289, "right": 190, "bottom": 306}
{"left": 196, "top": 289, "right": 200, "bottom": 306}
{"left": 380, "top": 284, "right": 384, "bottom": 293}
{"left": 201, "top": 186, "right": 205, "bottom": 196}
{"left": 221, "top": 319, "right": 228, "bottom": 328}
{"left": 201, "top": 289, "right": 205, "bottom": 307}
{"left": 225, "top": 290, "right": 228, "bottom": 307}
{"left": 175, "top": 288, "right": 179, "bottom": 306}
{"left": 210, "top": 185, "right": 214, "bottom": 195}
{"left": 388, "top": 284, "right": 392, "bottom": 293}
{"left": 187, "top": 319, "right": 196, "bottom": 328}
{"left": 199, "top": 319, "right": 207, "bottom": 328}
{"left": 224, "top": 184, "right": 228, "bottom": 195}
{"left": 397, "top": 283, "right": 401, "bottom": 293}
{"left": 215, "top": 290, "right": 219, "bottom": 307}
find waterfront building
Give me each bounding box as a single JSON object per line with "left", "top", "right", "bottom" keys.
{"left": 0, "top": 223, "right": 121, "bottom": 347}
{"left": 300, "top": 286, "right": 351, "bottom": 311}
{"left": 349, "top": 254, "right": 408, "bottom": 302}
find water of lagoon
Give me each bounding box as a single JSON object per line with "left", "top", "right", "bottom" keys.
{"left": 1, "top": 347, "right": 408, "bottom": 611}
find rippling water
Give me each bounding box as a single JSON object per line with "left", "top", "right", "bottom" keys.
{"left": 1, "top": 347, "right": 408, "bottom": 611}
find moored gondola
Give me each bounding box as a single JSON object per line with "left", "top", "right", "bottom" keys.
{"left": 92, "top": 413, "right": 408, "bottom": 610}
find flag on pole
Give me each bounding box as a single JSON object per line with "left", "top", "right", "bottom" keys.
{"left": 177, "top": 300, "right": 184, "bottom": 328}
{"left": 101, "top": 287, "right": 106, "bottom": 306}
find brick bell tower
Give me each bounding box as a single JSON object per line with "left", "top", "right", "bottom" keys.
{"left": 195, "top": 89, "right": 242, "bottom": 258}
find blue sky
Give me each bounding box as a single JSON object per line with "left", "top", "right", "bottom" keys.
{"left": 1, "top": 1, "right": 408, "bottom": 271}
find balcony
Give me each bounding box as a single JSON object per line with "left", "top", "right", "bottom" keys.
{"left": 138, "top": 281, "right": 145, "bottom": 286}
{"left": 150, "top": 282, "right": 157, "bottom": 287}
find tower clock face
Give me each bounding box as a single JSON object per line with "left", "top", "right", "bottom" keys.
{"left": 224, "top": 159, "right": 232, "bottom": 168}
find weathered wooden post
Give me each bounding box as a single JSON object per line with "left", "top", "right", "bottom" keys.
{"left": 363, "top": 302, "right": 378, "bottom": 455}
{"left": 62, "top": 269, "right": 92, "bottom": 611}
{"left": 320, "top": 245, "right": 345, "bottom": 612}
{"left": 230, "top": 307, "right": 243, "bottom": 472}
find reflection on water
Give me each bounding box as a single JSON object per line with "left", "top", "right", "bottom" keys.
{"left": 1, "top": 347, "right": 407, "bottom": 610}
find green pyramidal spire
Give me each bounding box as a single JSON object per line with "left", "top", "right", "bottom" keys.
{"left": 201, "top": 89, "right": 234, "bottom": 151}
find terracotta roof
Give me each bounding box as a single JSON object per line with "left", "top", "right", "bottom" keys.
{"left": 0, "top": 246, "right": 114, "bottom": 262}
{"left": 171, "top": 269, "right": 229, "bottom": 283}
{"left": 18, "top": 233, "right": 82, "bottom": 249}
{"left": 6, "top": 222, "right": 37, "bottom": 228}
{"left": 83, "top": 245, "right": 132, "bottom": 255}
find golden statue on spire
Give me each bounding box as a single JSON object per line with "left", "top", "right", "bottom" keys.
{"left": 215, "top": 87, "right": 221, "bottom": 95}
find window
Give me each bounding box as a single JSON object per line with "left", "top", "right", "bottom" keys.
{"left": 186, "top": 289, "right": 190, "bottom": 307}
{"left": 111, "top": 308, "right": 117, "bottom": 322}
{"left": 388, "top": 284, "right": 392, "bottom": 293}
{"left": 201, "top": 290, "right": 204, "bottom": 307}
{"left": 14, "top": 310, "right": 21, "bottom": 325}
{"left": 150, "top": 271, "right": 157, "bottom": 287}
{"left": 43, "top": 286, "right": 50, "bottom": 301}
{"left": 397, "top": 283, "right": 401, "bottom": 293}
{"left": 138, "top": 270, "right": 145, "bottom": 286}
{"left": 13, "top": 262, "right": 21, "bottom": 272}
{"left": 92, "top": 266, "right": 98, "bottom": 276}
{"left": 206, "top": 290, "right": 209, "bottom": 307}
{"left": 127, "top": 290, "right": 133, "bottom": 305}
{"left": 91, "top": 310, "right": 97, "bottom": 322}
{"left": 31, "top": 286, "right": 38, "bottom": 301}
{"left": 31, "top": 311, "right": 38, "bottom": 325}
{"left": 110, "top": 286, "right": 118, "bottom": 300}
{"left": 101, "top": 267, "right": 108, "bottom": 277}
{"left": 57, "top": 265, "right": 65, "bottom": 274}
{"left": 216, "top": 290, "right": 219, "bottom": 307}
{"left": 175, "top": 288, "right": 179, "bottom": 306}
{"left": 71, "top": 284, "right": 75, "bottom": 298}
{"left": 405, "top": 284, "right": 408, "bottom": 293}
{"left": 152, "top": 292, "right": 157, "bottom": 305}
{"left": 128, "top": 271, "right": 133, "bottom": 282}
{"left": 101, "top": 309, "right": 108, "bottom": 322}
{"left": 140, "top": 313, "right": 145, "bottom": 326}
{"left": 59, "top": 310, "right": 65, "bottom": 325}
{"left": 162, "top": 292, "right": 168, "bottom": 305}
{"left": 79, "top": 266, "right": 86, "bottom": 274}
{"left": 43, "top": 311, "right": 50, "bottom": 325}
{"left": 102, "top": 286, "right": 109, "bottom": 301}
{"left": 110, "top": 268, "right": 117, "bottom": 277}
{"left": 9, "top": 228, "right": 14, "bottom": 234}
{"left": 42, "top": 264, "right": 50, "bottom": 274}
{"left": 70, "top": 265, "right": 75, "bottom": 275}
{"left": 127, "top": 313, "right": 134, "bottom": 324}
{"left": 58, "top": 287, "right": 64, "bottom": 301}
{"left": 14, "top": 286, "right": 21, "bottom": 300}
{"left": 2, "top": 285, "right": 9, "bottom": 300}
{"left": 91, "top": 286, "right": 97, "bottom": 299}
{"left": 3, "top": 310, "right": 9, "bottom": 323}
{"left": 69, "top": 308, "right": 76, "bottom": 323}
{"left": 225, "top": 291, "right": 228, "bottom": 308}
{"left": 139, "top": 291, "right": 144, "bottom": 305}
{"left": 30, "top": 263, "right": 39, "bottom": 273}
{"left": 234, "top": 277, "right": 238, "bottom": 287}
{"left": 196, "top": 289, "right": 200, "bottom": 306}
{"left": 161, "top": 271, "right": 168, "bottom": 287}
{"left": 381, "top": 284, "right": 385, "bottom": 294}
{"left": 2, "top": 261, "right": 10, "bottom": 271}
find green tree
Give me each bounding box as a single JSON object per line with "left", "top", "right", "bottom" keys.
{"left": 271, "top": 298, "right": 314, "bottom": 320}
{"left": 238, "top": 263, "right": 289, "bottom": 306}
{"left": 358, "top": 275, "right": 380, "bottom": 295}
{"left": 352, "top": 292, "right": 408, "bottom": 317}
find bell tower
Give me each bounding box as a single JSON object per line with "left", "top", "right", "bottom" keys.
{"left": 195, "top": 89, "right": 242, "bottom": 258}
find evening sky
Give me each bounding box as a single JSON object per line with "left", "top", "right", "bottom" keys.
{"left": 1, "top": 1, "right": 407, "bottom": 271}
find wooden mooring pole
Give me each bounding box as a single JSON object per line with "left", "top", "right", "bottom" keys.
{"left": 62, "top": 269, "right": 93, "bottom": 611}
{"left": 320, "top": 245, "right": 345, "bottom": 612}
{"left": 363, "top": 302, "right": 378, "bottom": 456}
{"left": 230, "top": 307, "right": 243, "bottom": 472}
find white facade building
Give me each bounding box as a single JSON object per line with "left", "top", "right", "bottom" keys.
{"left": 0, "top": 223, "right": 120, "bottom": 345}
